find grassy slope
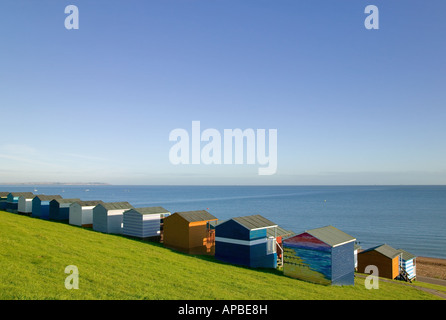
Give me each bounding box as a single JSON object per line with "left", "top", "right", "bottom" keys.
{"left": 0, "top": 210, "right": 441, "bottom": 300}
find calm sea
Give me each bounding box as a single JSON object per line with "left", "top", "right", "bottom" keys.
{"left": 2, "top": 185, "right": 445, "bottom": 259}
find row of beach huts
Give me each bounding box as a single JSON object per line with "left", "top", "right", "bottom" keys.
{"left": 0, "top": 191, "right": 417, "bottom": 286}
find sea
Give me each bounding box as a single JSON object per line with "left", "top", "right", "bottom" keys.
{"left": 1, "top": 185, "right": 445, "bottom": 259}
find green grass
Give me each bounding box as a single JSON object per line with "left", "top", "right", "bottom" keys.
{"left": 0, "top": 210, "right": 442, "bottom": 300}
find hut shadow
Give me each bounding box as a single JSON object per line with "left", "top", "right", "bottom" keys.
{"left": 117, "top": 234, "right": 286, "bottom": 277}
{"left": 140, "top": 239, "right": 285, "bottom": 278}
{"left": 39, "top": 216, "right": 285, "bottom": 278}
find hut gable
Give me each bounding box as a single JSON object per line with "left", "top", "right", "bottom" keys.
{"left": 214, "top": 214, "right": 278, "bottom": 269}
{"left": 122, "top": 207, "right": 171, "bottom": 239}
{"left": 217, "top": 214, "right": 277, "bottom": 241}
{"left": 305, "top": 225, "right": 356, "bottom": 248}
{"left": 357, "top": 244, "right": 401, "bottom": 280}
{"left": 361, "top": 244, "right": 400, "bottom": 259}
{"left": 163, "top": 210, "right": 217, "bottom": 255}
{"left": 284, "top": 232, "right": 332, "bottom": 251}
{"left": 17, "top": 194, "right": 37, "bottom": 214}
{"left": 69, "top": 200, "right": 104, "bottom": 227}
{"left": 93, "top": 202, "right": 134, "bottom": 234}
{"left": 283, "top": 226, "right": 356, "bottom": 285}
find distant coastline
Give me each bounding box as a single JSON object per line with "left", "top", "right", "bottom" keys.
{"left": 0, "top": 182, "right": 111, "bottom": 186}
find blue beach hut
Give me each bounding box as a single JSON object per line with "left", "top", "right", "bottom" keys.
{"left": 0, "top": 192, "right": 9, "bottom": 210}
{"left": 397, "top": 248, "right": 417, "bottom": 282}
{"left": 6, "top": 192, "right": 34, "bottom": 213}
{"left": 32, "top": 195, "right": 63, "bottom": 219}
{"left": 283, "top": 225, "right": 356, "bottom": 285}
{"left": 49, "top": 198, "right": 81, "bottom": 221}
{"left": 214, "top": 214, "right": 278, "bottom": 269}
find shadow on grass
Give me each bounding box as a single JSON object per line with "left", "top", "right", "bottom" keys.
{"left": 7, "top": 210, "right": 285, "bottom": 279}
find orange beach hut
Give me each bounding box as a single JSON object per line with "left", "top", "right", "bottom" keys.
{"left": 163, "top": 210, "right": 218, "bottom": 255}
{"left": 357, "top": 244, "right": 401, "bottom": 280}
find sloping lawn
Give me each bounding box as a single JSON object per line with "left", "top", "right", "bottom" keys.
{"left": 0, "top": 210, "right": 440, "bottom": 300}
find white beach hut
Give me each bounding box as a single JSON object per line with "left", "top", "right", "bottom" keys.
{"left": 18, "top": 193, "right": 36, "bottom": 215}
{"left": 122, "top": 207, "right": 171, "bottom": 239}
{"left": 93, "top": 202, "right": 134, "bottom": 234}
{"left": 69, "top": 200, "right": 104, "bottom": 227}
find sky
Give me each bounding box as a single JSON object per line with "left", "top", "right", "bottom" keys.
{"left": 0, "top": 0, "right": 445, "bottom": 185}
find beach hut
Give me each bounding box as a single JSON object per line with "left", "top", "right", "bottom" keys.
{"left": 6, "top": 192, "right": 34, "bottom": 213}
{"left": 0, "top": 192, "right": 10, "bottom": 210}
{"left": 267, "top": 226, "right": 295, "bottom": 267}
{"left": 282, "top": 225, "right": 356, "bottom": 285}
{"left": 69, "top": 200, "right": 104, "bottom": 227}
{"left": 397, "top": 248, "right": 416, "bottom": 282}
{"left": 357, "top": 244, "right": 401, "bottom": 280}
{"left": 214, "top": 214, "right": 278, "bottom": 268}
{"left": 122, "top": 206, "right": 171, "bottom": 240}
{"left": 93, "top": 202, "right": 134, "bottom": 234}
{"left": 32, "top": 195, "right": 63, "bottom": 219}
{"left": 49, "top": 198, "right": 81, "bottom": 221}
{"left": 18, "top": 193, "right": 37, "bottom": 215}
{"left": 163, "top": 210, "right": 218, "bottom": 254}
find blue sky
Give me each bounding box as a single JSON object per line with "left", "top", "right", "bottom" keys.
{"left": 0, "top": 0, "right": 445, "bottom": 185}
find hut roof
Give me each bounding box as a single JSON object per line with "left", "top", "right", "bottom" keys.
{"left": 267, "top": 225, "right": 295, "bottom": 238}
{"left": 74, "top": 200, "right": 104, "bottom": 206}
{"left": 130, "top": 206, "right": 170, "bottom": 215}
{"left": 361, "top": 244, "right": 401, "bottom": 259}
{"left": 8, "top": 192, "right": 34, "bottom": 197}
{"left": 305, "top": 225, "right": 356, "bottom": 247}
{"left": 52, "top": 198, "right": 81, "bottom": 204}
{"left": 397, "top": 248, "right": 416, "bottom": 261}
{"left": 232, "top": 214, "right": 277, "bottom": 231}
{"left": 34, "top": 195, "right": 63, "bottom": 201}
{"left": 100, "top": 202, "right": 134, "bottom": 210}
{"left": 174, "top": 210, "right": 217, "bottom": 222}
{"left": 1, "top": 192, "right": 11, "bottom": 197}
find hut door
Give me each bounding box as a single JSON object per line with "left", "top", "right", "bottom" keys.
{"left": 267, "top": 237, "right": 276, "bottom": 254}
